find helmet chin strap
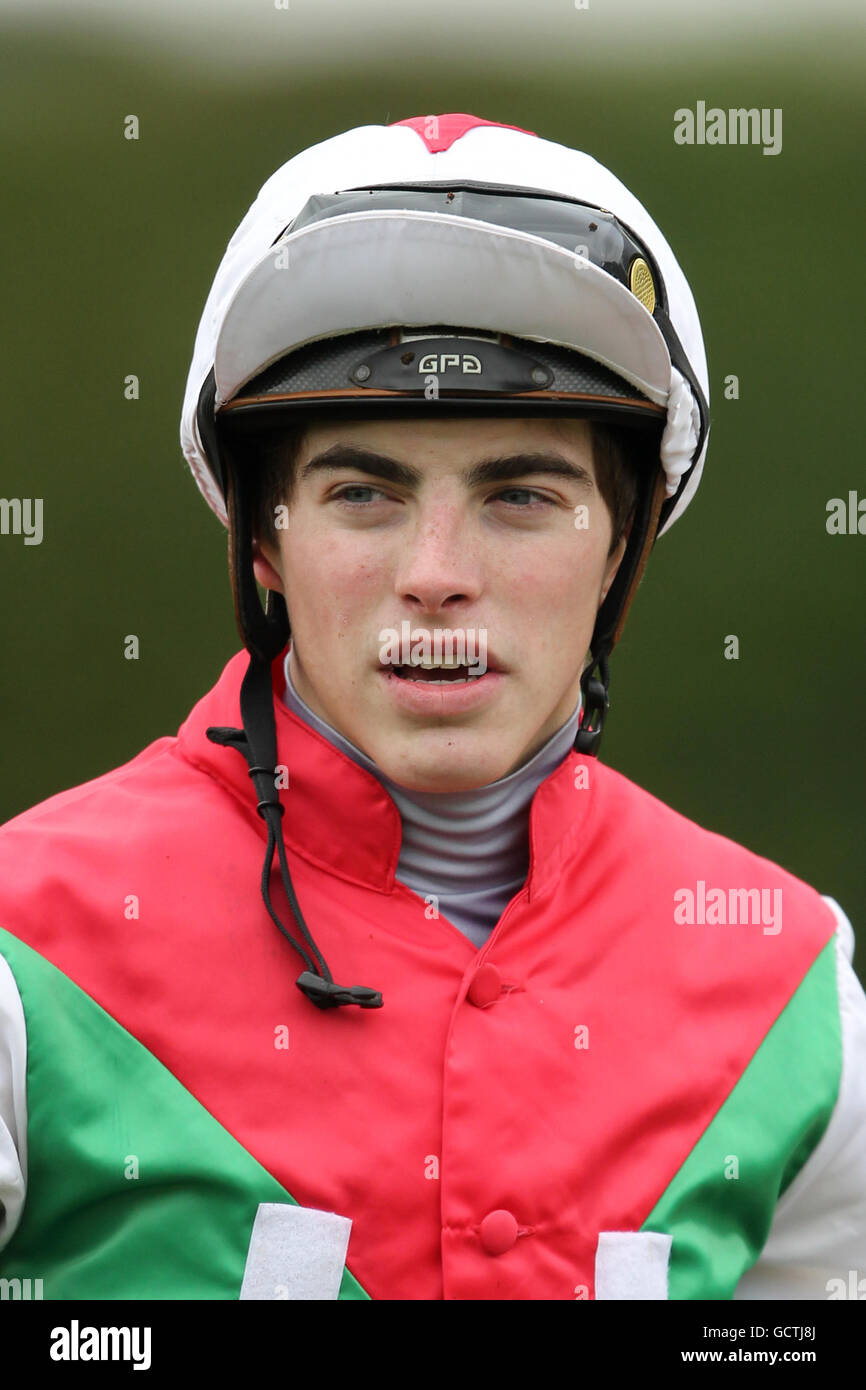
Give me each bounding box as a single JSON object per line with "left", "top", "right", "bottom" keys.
{"left": 575, "top": 653, "right": 611, "bottom": 756}
{"left": 574, "top": 465, "right": 667, "bottom": 757}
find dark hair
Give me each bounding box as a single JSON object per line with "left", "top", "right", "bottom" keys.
{"left": 247, "top": 416, "right": 645, "bottom": 555}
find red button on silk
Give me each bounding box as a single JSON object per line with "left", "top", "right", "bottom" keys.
{"left": 467, "top": 963, "right": 502, "bottom": 1007}
{"left": 479, "top": 1210, "right": 519, "bottom": 1255}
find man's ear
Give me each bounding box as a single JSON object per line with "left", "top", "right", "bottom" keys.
{"left": 599, "top": 516, "right": 632, "bottom": 605}
{"left": 251, "top": 536, "right": 285, "bottom": 596}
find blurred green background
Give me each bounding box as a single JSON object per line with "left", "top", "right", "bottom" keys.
{"left": 0, "top": 3, "right": 863, "bottom": 973}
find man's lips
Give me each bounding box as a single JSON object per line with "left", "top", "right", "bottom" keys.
{"left": 377, "top": 662, "right": 505, "bottom": 712}
{"left": 372, "top": 653, "right": 505, "bottom": 677}
{"left": 390, "top": 665, "right": 479, "bottom": 683}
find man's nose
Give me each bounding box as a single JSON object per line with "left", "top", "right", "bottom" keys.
{"left": 392, "top": 503, "right": 483, "bottom": 611}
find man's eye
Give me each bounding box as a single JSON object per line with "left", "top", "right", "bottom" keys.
{"left": 332, "top": 485, "right": 389, "bottom": 507}
{"left": 493, "top": 488, "right": 555, "bottom": 509}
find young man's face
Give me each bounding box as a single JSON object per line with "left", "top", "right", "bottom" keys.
{"left": 253, "top": 415, "right": 627, "bottom": 792}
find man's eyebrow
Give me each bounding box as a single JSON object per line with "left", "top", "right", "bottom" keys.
{"left": 298, "top": 443, "right": 595, "bottom": 490}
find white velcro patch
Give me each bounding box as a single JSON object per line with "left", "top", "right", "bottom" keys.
{"left": 239, "top": 1202, "right": 352, "bottom": 1300}
{"left": 595, "top": 1230, "right": 673, "bottom": 1300}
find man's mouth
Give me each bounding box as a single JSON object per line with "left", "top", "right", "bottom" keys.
{"left": 390, "top": 662, "right": 484, "bottom": 684}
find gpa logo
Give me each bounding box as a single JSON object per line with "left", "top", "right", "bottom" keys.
{"left": 417, "top": 352, "right": 482, "bottom": 375}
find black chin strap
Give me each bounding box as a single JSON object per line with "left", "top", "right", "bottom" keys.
{"left": 574, "top": 454, "right": 668, "bottom": 758}
{"left": 207, "top": 650, "right": 383, "bottom": 1010}
{"left": 575, "top": 651, "right": 610, "bottom": 756}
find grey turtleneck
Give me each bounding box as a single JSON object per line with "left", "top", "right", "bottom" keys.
{"left": 280, "top": 650, "right": 582, "bottom": 948}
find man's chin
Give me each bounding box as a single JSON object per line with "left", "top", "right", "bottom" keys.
{"left": 367, "top": 732, "right": 517, "bottom": 794}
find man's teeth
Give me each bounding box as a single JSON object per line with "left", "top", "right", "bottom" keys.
{"left": 392, "top": 662, "right": 484, "bottom": 683}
